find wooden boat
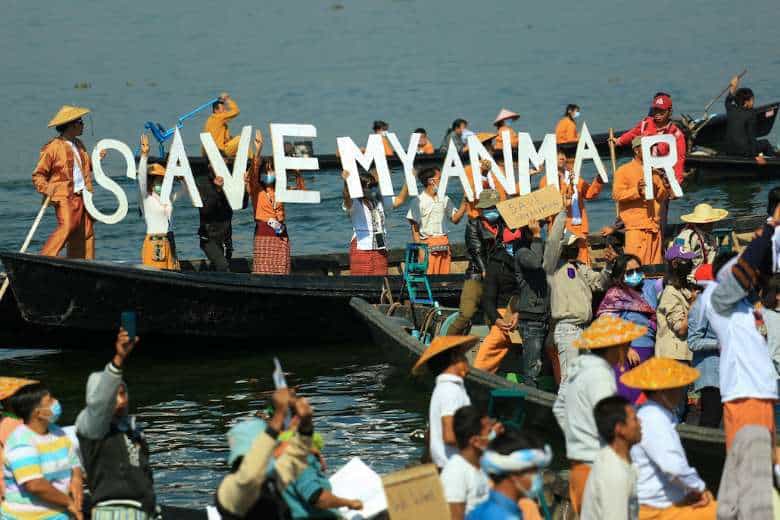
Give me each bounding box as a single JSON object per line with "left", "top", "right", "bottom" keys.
{"left": 686, "top": 152, "right": 780, "bottom": 181}
{"left": 349, "top": 297, "right": 755, "bottom": 491}
{"left": 682, "top": 100, "right": 779, "bottom": 150}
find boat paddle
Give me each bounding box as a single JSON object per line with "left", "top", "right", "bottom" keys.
{"left": 608, "top": 128, "right": 617, "bottom": 175}
{"left": 703, "top": 69, "right": 747, "bottom": 117}
{"left": 0, "top": 195, "right": 51, "bottom": 302}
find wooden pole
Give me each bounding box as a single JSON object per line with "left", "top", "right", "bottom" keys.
{"left": 608, "top": 128, "right": 617, "bottom": 176}
{"left": 0, "top": 196, "right": 51, "bottom": 302}
{"left": 703, "top": 69, "right": 747, "bottom": 116}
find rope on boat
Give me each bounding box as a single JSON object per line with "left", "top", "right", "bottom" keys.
{"left": 385, "top": 302, "right": 401, "bottom": 317}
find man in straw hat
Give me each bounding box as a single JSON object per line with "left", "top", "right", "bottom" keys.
{"left": 412, "top": 335, "right": 479, "bottom": 469}
{"left": 675, "top": 203, "right": 729, "bottom": 269}
{"left": 492, "top": 108, "right": 519, "bottom": 151}
{"left": 552, "top": 314, "right": 647, "bottom": 515}
{"left": 612, "top": 136, "right": 669, "bottom": 266}
{"left": 32, "top": 105, "right": 95, "bottom": 259}
{"left": 621, "top": 357, "right": 717, "bottom": 518}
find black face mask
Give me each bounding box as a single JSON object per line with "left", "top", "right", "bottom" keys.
{"left": 562, "top": 245, "right": 579, "bottom": 261}
{"left": 673, "top": 260, "right": 693, "bottom": 280}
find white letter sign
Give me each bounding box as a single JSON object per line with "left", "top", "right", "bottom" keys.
{"left": 640, "top": 135, "right": 683, "bottom": 199}
{"left": 467, "top": 133, "right": 516, "bottom": 198}
{"left": 573, "top": 123, "right": 608, "bottom": 183}
{"left": 385, "top": 132, "right": 420, "bottom": 197}
{"left": 337, "top": 135, "right": 392, "bottom": 199}
{"left": 270, "top": 124, "right": 321, "bottom": 204}
{"left": 161, "top": 129, "right": 203, "bottom": 207}
{"left": 438, "top": 139, "right": 474, "bottom": 201}
{"left": 83, "top": 139, "right": 133, "bottom": 225}
{"left": 201, "top": 125, "right": 251, "bottom": 210}
{"left": 517, "top": 133, "right": 558, "bottom": 195}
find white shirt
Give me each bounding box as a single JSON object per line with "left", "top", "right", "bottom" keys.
{"left": 68, "top": 141, "right": 85, "bottom": 193}
{"left": 137, "top": 156, "right": 174, "bottom": 235}
{"left": 553, "top": 353, "right": 616, "bottom": 462}
{"left": 581, "top": 446, "right": 638, "bottom": 520}
{"left": 440, "top": 454, "right": 490, "bottom": 513}
{"left": 631, "top": 400, "right": 705, "bottom": 508}
{"left": 349, "top": 197, "right": 390, "bottom": 251}
{"left": 429, "top": 374, "right": 471, "bottom": 468}
{"left": 406, "top": 191, "right": 455, "bottom": 239}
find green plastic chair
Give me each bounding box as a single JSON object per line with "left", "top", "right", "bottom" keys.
{"left": 487, "top": 388, "right": 527, "bottom": 431}
{"left": 402, "top": 243, "right": 434, "bottom": 305}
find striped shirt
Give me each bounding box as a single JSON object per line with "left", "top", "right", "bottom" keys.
{"left": 2, "top": 424, "right": 81, "bottom": 520}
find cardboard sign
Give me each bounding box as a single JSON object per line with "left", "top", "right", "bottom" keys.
{"left": 496, "top": 185, "right": 564, "bottom": 229}
{"left": 382, "top": 464, "right": 450, "bottom": 520}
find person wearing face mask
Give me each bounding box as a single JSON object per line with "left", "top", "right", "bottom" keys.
{"left": 597, "top": 254, "right": 662, "bottom": 403}
{"left": 492, "top": 109, "right": 520, "bottom": 151}
{"left": 407, "top": 168, "right": 467, "bottom": 275}
{"left": 3, "top": 382, "right": 84, "bottom": 520}
{"left": 440, "top": 119, "right": 469, "bottom": 154}
{"left": 137, "top": 134, "right": 180, "bottom": 270}
{"left": 467, "top": 428, "right": 551, "bottom": 520}
{"left": 621, "top": 357, "right": 717, "bottom": 518}
{"left": 656, "top": 246, "right": 698, "bottom": 365}
{"left": 246, "top": 130, "right": 291, "bottom": 275}
{"left": 341, "top": 168, "right": 408, "bottom": 276}
{"left": 555, "top": 104, "right": 581, "bottom": 144}
{"left": 552, "top": 314, "right": 646, "bottom": 516}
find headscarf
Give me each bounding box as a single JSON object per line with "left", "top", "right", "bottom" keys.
{"left": 480, "top": 445, "right": 552, "bottom": 476}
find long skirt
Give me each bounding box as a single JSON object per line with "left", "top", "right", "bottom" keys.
{"left": 349, "top": 239, "right": 388, "bottom": 275}
{"left": 253, "top": 222, "right": 291, "bottom": 275}
{"left": 141, "top": 233, "right": 179, "bottom": 270}
{"left": 420, "top": 235, "right": 451, "bottom": 274}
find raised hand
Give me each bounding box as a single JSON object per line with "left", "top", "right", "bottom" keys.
{"left": 140, "top": 134, "right": 150, "bottom": 156}
{"left": 113, "top": 327, "right": 137, "bottom": 369}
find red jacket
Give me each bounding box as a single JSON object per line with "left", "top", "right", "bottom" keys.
{"left": 616, "top": 117, "right": 687, "bottom": 183}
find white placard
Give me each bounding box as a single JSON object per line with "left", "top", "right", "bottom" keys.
{"left": 329, "top": 457, "right": 387, "bottom": 519}
{"left": 438, "top": 138, "right": 474, "bottom": 201}
{"left": 83, "top": 139, "right": 133, "bottom": 225}
{"left": 161, "top": 129, "right": 203, "bottom": 207}
{"left": 640, "top": 134, "right": 684, "bottom": 199}
{"left": 385, "top": 132, "right": 420, "bottom": 197}
{"left": 200, "top": 125, "right": 251, "bottom": 210}
{"left": 337, "top": 135, "right": 392, "bottom": 199}
{"left": 467, "top": 133, "right": 516, "bottom": 198}
{"left": 270, "top": 124, "right": 321, "bottom": 204}
{"left": 517, "top": 132, "right": 558, "bottom": 195}
{"left": 573, "top": 122, "right": 609, "bottom": 183}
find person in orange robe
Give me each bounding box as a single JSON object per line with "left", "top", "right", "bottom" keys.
{"left": 32, "top": 105, "right": 96, "bottom": 259}
{"left": 203, "top": 92, "right": 243, "bottom": 157}
{"left": 414, "top": 128, "right": 435, "bottom": 155}
{"left": 539, "top": 150, "right": 603, "bottom": 264}
{"left": 612, "top": 137, "right": 669, "bottom": 266}
{"left": 555, "top": 104, "right": 581, "bottom": 144}
{"left": 493, "top": 108, "right": 520, "bottom": 150}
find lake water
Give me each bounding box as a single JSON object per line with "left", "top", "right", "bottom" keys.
{"left": 1, "top": 0, "right": 779, "bottom": 508}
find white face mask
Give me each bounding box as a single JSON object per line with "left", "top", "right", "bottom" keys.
{"left": 573, "top": 111, "right": 581, "bottom": 119}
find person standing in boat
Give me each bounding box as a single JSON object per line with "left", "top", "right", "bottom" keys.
{"left": 612, "top": 137, "right": 669, "bottom": 266}
{"left": 137, "top": 135, "right": 180, "bottom": 270}
{"left": 555, "top": 104, "right": 581, "bottom": 144}
{"left": 246, "top": 130, "right": 290, "bottom": 275}
{"left": 725, "top": 74, "right": 777, "bottom": 164}
{"left": 674, "top": 203, "right": 728, "bottom": 269}
{"left": 198, "top": 162, "right": 235, "bottom": 272}
{"left": 439, "top": 119, "right": 469, "bottom": 154}
{"left": 492, "top": 109, "right": 519, "bottom": 151}
{"left": 341, "top": 168, "right": 408, "bottom": 276}
{"left": 204, "top": 92, "right": 244, "bottom": 158}
{"left": 32, "top": 105, "right": 96, "bottom": 259}
{"left": 406, "top": 168, "right": 467, "bottom": 275}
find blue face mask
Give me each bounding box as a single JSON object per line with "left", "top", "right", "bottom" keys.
{"left": 153, "top": 184, "right": 162, "bottom": 196}
{"left": 263, "top": 174, "right": 276, "bottom": 186}
{"left": 528, "top": 472, "right": 543, "bottom": 498}
{"left": 483, "top": 209, "right": 500, "bottom": 223}
{"left": 504, "top": 243, "right": 515, "bottom": 257}
{"left": 624, "top": 271, "right": 645, "bottom": 287}
{"left": 45, "top": 400, "right": 62, "bottom": 425}
{"left": 573, "top": 111, "right": 581, "bottom": 119}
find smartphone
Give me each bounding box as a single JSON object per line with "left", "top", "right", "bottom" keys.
{"left": 120, "top": 311, "right": 137, "bottom": 338}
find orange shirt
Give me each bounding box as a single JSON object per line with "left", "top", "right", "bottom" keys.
{"left": 32, "top": 137, "right": 94, "bottom": 201}
{"left": 246, "top": 162, "right": 285, "bottom": 223}
{"left": 417, "top": 141, "right": 435, "bottom": 155}
{"left": 383, "top": 136, "right": 394, "bottom": 156}
{"left": 539, "top": 173, "right": 602, "bottom": 235}
{"left": 555, "top": 117, "right": 579, "bottom": 143}
{"left": 494, "top": 127, "right": 518, "bottom": 150}
{"left": 612, "top": 159, "right": 667, "bottom": 231}
{"left": 203, "top": 99, "right": 240, "bottom": 151}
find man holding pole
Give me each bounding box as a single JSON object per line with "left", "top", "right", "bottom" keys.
{"left": 32, "top": 105, "right": 95, "bottom": 259}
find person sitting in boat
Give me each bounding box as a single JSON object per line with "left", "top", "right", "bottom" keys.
{"left": 246, "top": 130, "right": 290, "bottom": 275}
{"left": 372, "top": 120, "right": 394, "bottom": 156}
{"left": 75, "top": 327, "right": 158, "bottom": 520}
{"left": 611, "top": 93, "right": 687, "bottom": 184}
{"left": 725, "top": 74, "right": 777, "bottom": 164}
{"left": 539, "top": 150, "right": 604, "bottom": 264}
{"left": 492, "top": 109, "right": 520, "bottom": 151}
{"left": 137, "top": 135, "right": 180, "bottom": 270}
{"left": 216, "top": 388, "right": 315, "bottom": 520}
{"left": 555, "top": 104, "right": 581, "bottom": 144}
{"left": 552, "top": 314, "right": 645, "bottom": 516}
{"left": 341, "top": 168, "right": 408, "bottom": 276}
{"left": 440, "top": 118, "right": 469, "bottom": 154}
{"left": 621, "top": 357, "right": 718, "bottom": 518}
{"left": 675, "top": 203, "right": 729, "bottom": 269}
{"left": 203, "top": 92, "right": 244, "bottom": 158}
{"left": 406, "top": 168, "right": 467, "bottom": 275}
{"left": 412, "top": 335, "right": 478, "bottom": 470}
{"left": 415, "top": 128, "right": 435, "bottom": 155}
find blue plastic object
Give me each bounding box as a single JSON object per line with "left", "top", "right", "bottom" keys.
{"left": 143, "top": 97, "right": 220, "bottom": 156}
{"left": 402, "top": 243, "right": 435, "bottom": 305}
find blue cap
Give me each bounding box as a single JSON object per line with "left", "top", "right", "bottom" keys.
{"left": 227, "top": 418, "right": 267, "bottom": 465}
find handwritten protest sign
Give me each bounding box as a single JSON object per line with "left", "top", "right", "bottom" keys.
{"left": 496, "top": 185, "right": 564, "bottom": 229}
{"left": 382, "top": 464, "right": 449, "bottom": 520}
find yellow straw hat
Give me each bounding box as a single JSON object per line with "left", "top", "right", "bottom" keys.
{"left": 48, "top": 105, "right": 91, "bottom": 128}
{"left": 620, "top": 357, "right": 700, "bottom": 390}
{"left": 680, "top": 203, "right": 729, "bottom": 224}
{"left": 412, "top": 335, "right": 479, "bottom": 375}
{"left": 573, "top": 315, "right": 647, "bottom": 350}
{"left": 148, "top": 163, "right": 167, "bottom": 177}
{"left": 476, "top": 132, "right": 497, "bottom": 143}
{"left": 0, "top": 377, "right": 39, "bottom": 401}
{"left": 493, "top": 108, "right": 520, "bottom": 126}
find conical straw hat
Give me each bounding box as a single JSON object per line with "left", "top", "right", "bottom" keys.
{"left": 412, "top": 335, "right": 479, "bottom": 375}
{"left": 48, "top": 105, "right": 91, "bottom": 128}
{"left": 494, "top": 109, "right": 520, "bottom": 126}
{"left": 680, "top": 203, "right": 729, "bottom": 224}
{"left": 476, "top": 132, "right": 497, "bottom": 143}
{"left": 620, "top": 357, "right": 700, "bottom": 390}
{"left": 0, "top": 377, "right": 38, "bottom": 401}
{"left": 573, "top": 314, "right": 647, "bottom": 350}
{"left": 148, "top": 163, "right": 167, "bottom": 177}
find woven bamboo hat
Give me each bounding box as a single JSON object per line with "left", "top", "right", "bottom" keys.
{"left": 620, "top": 357, "right": 700, "bottom": 390}
{"left": 680, "top": 203, "right": 729, "bottom": 224}
{"left": 0, "top": 377, "right": 38, "bottom": 401}
{"left": 148, "top": 163, "right": 167, "bottom": 177}
{"left": 494, "top": 109, "right": 520, "bottom": 126}
{"left": 412, "top": 335, "right": 479, "bottom": 375}
{"left": 48, "top": 105, "right": 90, "bottom": 128}
{"left": 573, "top": 314, "right": 647, "bottom": 350}
{"left": 476, "top": 132, "right": 497, "bottom": 143}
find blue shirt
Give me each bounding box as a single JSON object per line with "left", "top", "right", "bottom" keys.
{"left": 281, "top": 454, "right": 337, "bottom": 519}
{"left": 466, "top": 490, "right": 523, "bottom": 520}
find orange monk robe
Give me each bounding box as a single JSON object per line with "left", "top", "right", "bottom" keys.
{"left": 463, "top": 164, "right": 509, "bottom": 219}
{"left": 493, "top": 126, "right": 518, "bottom": 151}
{"left": 383, "top": 136, "right": 394, "bottom": 156}
{"left": 417, "top": 141, "right": 435, "bottom": 155}
{"left": 555, "top": 117, "right": 579, "bottom": 144}
{"left": 612, "top": 159, "right": 668, "bottom": 265}
{"left": 203, "top": 99, "right": 241, "bottom": 155}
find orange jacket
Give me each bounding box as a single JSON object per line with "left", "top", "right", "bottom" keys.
{"left": 539, "top": 173, "right": 602, "bottom": 235}
{"left": 32, "top": 137, "right": 94, "bottom": 201}
{"left": 555, "top": 117, "right": 579, "bottom": 144}
{"left": 247, "top": 160, "right": 285, "bottom": 223}
{"left": 494, "top": 127, "right": 518, "bottom": 150}
{"left": 612, "top": 159, "right": 667, "bottom": 231}
{"left": 203, "top": 99, "right": 240, "bottom": 151}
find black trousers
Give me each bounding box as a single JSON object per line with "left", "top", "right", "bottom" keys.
{"left": 199, "top": 221, "right": 231, "bottom": 272}
{"left": 699, "top": 386, "right": 723, "bottom": 428}
{"left": 757, "top": 139, "right": 775, "bottom": 156}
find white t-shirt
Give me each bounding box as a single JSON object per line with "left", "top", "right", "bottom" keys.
{"left": 406, "top": 191, "right": 455, "bottom": 239}
{"left": 440, "top": 454, "right": 490, "bottom": 514}
{"left": 68, "top": 141, "right": 85, "bottom": 193}
{"left": 581, "top": 446, "right": 639, "bottom": 520}
{"left": 429, "top": 373, "right": 471, "bottom": 468}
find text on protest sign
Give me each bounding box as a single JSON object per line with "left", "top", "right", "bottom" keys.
{"left": 381, "top": 464, "right": 450, "bottom": 520}
{"left": 496, "top": 185, "right": 564, "bottom": 229}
